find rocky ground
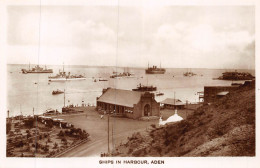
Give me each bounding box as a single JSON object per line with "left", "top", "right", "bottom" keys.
{"left": 115, "top": 84, "right": 255, "bottom": 156}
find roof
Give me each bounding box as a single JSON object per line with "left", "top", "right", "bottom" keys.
{"left": 159, "top": 110, "right": 183, "bottom": 125}
{"left": 217, "top": 91, "right": 229, "bottom": 96}
{"left": 160, "top": 98, "right": 185, "bottom": 106}
{"left": 97, "top": 88, "right": 142, "bottom": 107}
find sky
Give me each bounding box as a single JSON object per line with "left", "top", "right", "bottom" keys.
{"left": 6, "top": 5, "right": 255, "bottom": 69}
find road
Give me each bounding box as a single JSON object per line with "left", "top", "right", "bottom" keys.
{"left": 59, "top": 128, "right": 146, "bottom": 157}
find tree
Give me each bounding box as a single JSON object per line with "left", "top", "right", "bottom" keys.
{"left": 53, "top": 142, "right": 58, "bottom": 149}
{"left": 61, "top": 137, "right": 67, "bottom": 145}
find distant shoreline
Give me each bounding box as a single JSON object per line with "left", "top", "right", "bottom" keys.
{"left": 6, "top": 64, "right": 256, "bottom": 71}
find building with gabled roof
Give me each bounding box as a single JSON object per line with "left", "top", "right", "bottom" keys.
{"left": 96, "top": 88, "right": 160, "bottom": 119}
{"left": 204, "top": 86, "right": 239, "bottom": 104}
{"left": 160, "top": 98, "right": 185, "bottom": 109}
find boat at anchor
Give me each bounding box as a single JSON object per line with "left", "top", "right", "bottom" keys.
{"left": 52, "top": 89, "right": 64, "bottom": 95}
{"left": 48, "top": 63, "right": 86, "bottom": 82}
{"left": 132, "top": 83, "right": 157, "bottom": 92}
{"left": 21, "top": 63, "right": 53, "bottom": 74}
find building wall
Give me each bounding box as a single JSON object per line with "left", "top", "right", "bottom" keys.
{"left": 163, "top": 104, "right": 185, "bottom": 110}
{"left": 96, "top": 92, "right": 160, "bottom": 119}
{"left": 204, "top": 86, "right": 239, "bottom": 104}
{"left": 137, "top": 92, "right": 160, "bottom": 118}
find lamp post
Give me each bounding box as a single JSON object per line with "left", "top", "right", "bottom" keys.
{"left": 107, "top": 109, "right": 110, "bottom": 156}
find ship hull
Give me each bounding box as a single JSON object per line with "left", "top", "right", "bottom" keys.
{"left": 49, "top": 78, "right": 86, "bottom": 82}
{"left": 145, "top": 70, "right": 165, "bottom": 74}
{"left": 132, "top": 87, "right": 157, "bottom": 92}
{"left": 22, "top": 69, "right": 53, "bottom": 73}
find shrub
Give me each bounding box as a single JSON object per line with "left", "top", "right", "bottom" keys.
{"left": 53, "top": 142, "right": 58, "bottom": 149}
{"left": 27, "top": 132, "right": 32, "bottom": 139}
{"left": 155, "top": 145, "right": 162, "bottom": 156}
{"left": 61, "top": 137, "right": 67, "bottom": 145}
{"left": 58, "top": 130, "right": 65, "bottom": 137}
{"left": 127, "top": 148, "right": 133, "bottom": 154}
{"left": 132, "top": 148, "right": 144, "bottom": 157}
{"left": 16, "top": 140, "right": 24, "bottom": 147}
{"left": 44, "top": 145, "right": 49, "bottom": 153}
{"left": 6, "top": 123, "right": 11, "bottom": 134}
{"left": 150, "top": 124, "right": 156, "bottom": 129}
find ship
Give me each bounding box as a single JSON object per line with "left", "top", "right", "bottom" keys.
{"left": 217, "top": 71, "right": 255, "bottom": 81}
{"left": 110, "top": 67, "right": 134, "bottom": 78}
{"left": 99, "top": 78, "right": 108, "bottom": 81}
{"left": 52, "top": 89, "right": 64, "bottom": 95}
{"left": 145, "top": 63, "right": 165, "bottom": 74}
{"left": 183, "top": 69, "right": 196, "bottom": 77}
{"left": 132, "top": 83, "right": 157, "bottom": 92}
{"left": 156, "top": 92, "right": 164, "bottom": 96}
{"left": 48, "top": 64, "right": 86, "bottom": 82}
{"left": 21, "top": 63, "right": 53, "bottom": 74}
{"left": 110, "top": 72, "right": 134, "bottom": 78}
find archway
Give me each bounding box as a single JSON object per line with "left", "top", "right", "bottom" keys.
{"left": 144, "top": 104, "right": 150, "bottom": 116}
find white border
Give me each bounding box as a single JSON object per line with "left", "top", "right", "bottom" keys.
{"left": 0, "top": 0, "right": 258, "bottom": 168}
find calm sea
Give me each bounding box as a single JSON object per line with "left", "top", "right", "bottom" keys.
{"left": 7, "top": 64, "right": 255, "bottom": 116}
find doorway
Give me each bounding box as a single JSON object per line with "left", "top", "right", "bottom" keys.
{"left": 144, "top": 104, "right": 150, "bottom": 116}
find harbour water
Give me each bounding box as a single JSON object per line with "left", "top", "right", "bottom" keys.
{"left": 7, "top": 64, "right": 255, "bottom": 116}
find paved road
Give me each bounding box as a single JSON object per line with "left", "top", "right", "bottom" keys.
{"left": 59, "top": 128, "right": 146, "bottom": 157}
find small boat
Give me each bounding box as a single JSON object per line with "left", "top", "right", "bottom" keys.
{"left": 156, "top": 92, "right": 164, "bottom": 96}
{"left": 43, "top": 108, "right": 57, "bottom": 115}
{"left": 99, "top": 78, "right": 108, "bottom": 81}
{"left": 132, "top": 83, "right": 157, "bottom": 92}
{"left": 94, "top": 79, "right": 97, "bottom": 82}
{"left": 52, "top": 89, "right": 64, "bottom": 95}
{"left": 34, "top": 82, "right": 37, "bottom": 84}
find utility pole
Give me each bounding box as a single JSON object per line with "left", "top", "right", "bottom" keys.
{"left": 64, "top": 89, "right": 66, "bottom": 107}
{"left": 112, "top": 122, "right": 114, "bottom": 153}
{"left": 108, "top": 109, "right": 110, "bottom": 155}
{"left": 20, "top": 104, "right": 22, "bottom": 123}
{"left": 174, "top": 91, "right": 176, "bottom": 110}
{"left": 186, "top": 100, "right": 188, "bottom": 119}
{"left": 7, "top": 110, "right": 10, "bottom": 123}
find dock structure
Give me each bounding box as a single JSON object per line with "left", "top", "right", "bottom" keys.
{"left": 96, "top": 88, "right": 160, "bottom": 119}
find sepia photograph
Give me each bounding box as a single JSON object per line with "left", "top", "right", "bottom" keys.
{"left": 0, "top": 0, "right": 258, "bottom": 168}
